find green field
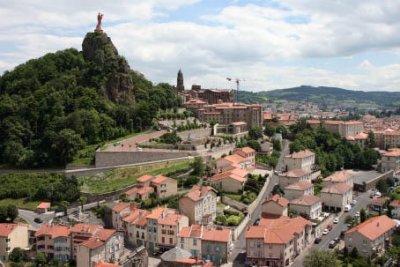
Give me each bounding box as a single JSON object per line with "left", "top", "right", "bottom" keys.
{"left": 0, "top": 198, "right": 40, "bottom": 210}
{"left": 79, "top": 159, "right": 192, "bottom": 194}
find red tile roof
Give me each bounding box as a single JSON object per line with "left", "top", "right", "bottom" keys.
{"left": 95, "top": 262, "right": 119, "bottom": 267}
{"left": 321, "top": 183, "right": 352, "bottom": 194}
{"left": 202, "top": 227, "right": 231, "bottom": 243}
{"left": 137, "top": 174, "right": 154, "bottom": 183}
{"left": 209, "top": 170, "right": 246, "bottom": 183}
{"left": 285, "top": 149, "right": 314, "bottom": 159}
{"left": 125, "top": 186, "right": 153, "bottom": 196}
{"left": 151, "top": 175, "right": 174, "bottom": 184}
{"left": 283, "top": 169, "right": 309, "bottom": 178}
{"left": 290, "top": 195, "right": 321, "bottom": 206}
{"left": 236, "top": 146, "right": 255, "bottom": 154}
{"left": 37, "top": 202, "right": 51, "bottom": 209}
{"left": 35, "top": 224, "right": 70, "bottom": 238}
{"left": 95, "top": 229, "right": 116, "bottom": 241}
{"left": 383, "top": 148, "right": 400, "bottom": 157}
{"left": 184, "top": 185, "right": 216, "bottom": 202}
{"left": 80, "top": 237, "right": 104, "bottom": 249}
{"left": 220, "top": 154, "right": 247, "bottom": 164}
{"left": 323, "top": 170, "right": 353, "bottom": 183}
{"left": 70, "top": 224, "right": 103, "bottom": 234}
{"left": 284, "top": 181, "right": 313, "bottom": 191}
{"left": 346, "top": 215, "right": 396, "bottom": 241}
{"left": 246, "top": 216, "right": 311, "bottom": 244}
{"left": 0, "top": 224, "right": 17, "bottom": 237}
{"left": 262, "top": 194, "right": 289, "bottom": 207}
{"left": 112, "top": 202, "right": 130, "bottom": 213}
{"left": 177, "top": 224, "right": 202, "bottom": 238}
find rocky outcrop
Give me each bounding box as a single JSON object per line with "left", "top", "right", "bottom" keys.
{"left": 82, "top": 31, "right": 134, "bottom": 103}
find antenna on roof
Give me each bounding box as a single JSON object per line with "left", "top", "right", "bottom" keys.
{"left": 226, "top": 77, "right": 245, "bottom": 103}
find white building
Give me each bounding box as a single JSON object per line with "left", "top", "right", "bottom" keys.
{"left": 289, "top": 195, "right": 322, "bottom": 220}
{"left": 320, "top": 183, "right": 353, "bottom": 212}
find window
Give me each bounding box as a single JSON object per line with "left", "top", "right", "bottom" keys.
{"left": 162, "top": 237, "right": 165, "bottom": 243}
{"left": 181, "top": 237, "right": 184, "bottom": 243}
{"left": 215, "top": 246, "right": 220, "bottom": 252}
{"left": 193, "top": 239, "right": 197, "bottom": 246}
{"left": 170, "top": 238, "right": 173, "bottom": 244}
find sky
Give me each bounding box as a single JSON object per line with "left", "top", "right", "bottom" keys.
{"left": 1, "top": 0, "right": 400, "bottom": 92}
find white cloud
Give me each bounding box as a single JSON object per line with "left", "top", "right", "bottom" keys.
{"left": 0, "top": 0, "right": 400, "bottom": 92}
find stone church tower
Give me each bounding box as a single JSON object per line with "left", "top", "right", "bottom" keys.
{"left": 177, "top": 69, "right": 184, "bottom": 92}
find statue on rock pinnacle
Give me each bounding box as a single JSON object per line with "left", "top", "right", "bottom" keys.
{"left": 96, "top": 12, "right": 103, "bottom": 32}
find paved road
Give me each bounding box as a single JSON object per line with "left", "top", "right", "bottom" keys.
{"left": 230, "top": 140, "right": 290, "bottom": 266}
{"left": 18, "top": 209, "right": 55, "bottom": 229}
{"left": 291, "top": 190, "right": 372, "bottom": 267}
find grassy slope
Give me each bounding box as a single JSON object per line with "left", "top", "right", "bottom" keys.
{"left": 79, "top": 159, "right": 192, "bottom": 194}
{"left": 0, "top": 198, "right": 40, "bottom": 210}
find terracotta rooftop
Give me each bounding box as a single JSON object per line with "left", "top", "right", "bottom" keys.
{"left": 37, "top": 202, "right": 51, "bottom": 209}
{"left": 221, "top": 154, "right": 247, "bottom": 165}
{"left": 285, "top": 149, "right": 314, "bottom": 159}
{"left": 151, "top": 175, "right": 175, "bottom": 184}
{"left": 125, "top": 186, "right": 153, "bottom": 196}
{"left": 177, "top": 224, "right": 203, "bottom": 238}
{"left": 290, "top": 195, "right": 321, "bottom": 206}
{"left": 0, "top": 224, "right": 18, "bottom": 237}
{"left": 35, "top": 224, "right": 70, "bottom": 238}
{"left": 262, "top": 194, "right": 289, "bottom": 207}
{"left": 283, "top": 169, "right": 309, "bottom": 178}
{"left": 320, "top": 183, "right": 352, "bottom": 194}
{"left": 235, "top": 146, "right": 256, "bottom": 154}
{"left": 70, "top": 223, "right": 103, "bottom": 234}
{"left": 209, "top": 170, "right": 246, "bottom": 183}
{"left": 383, "top": 148, "right": 400, "bottom": 157}
{"left": 284, "top": 181, "right": 313, "bottom": 191}
{"left": 246, "top": 216, "right": 311, "bottom": 245}
{"left": 306, "top": 120, "right": 321, "bottom": 124}
{"left": 137, "top": 174, "right": 155, "bottom": 183}
{"left": 80, "top": 237, "right": 104, "bottom": 249}
{"left": 95, "top": 229, "right": 116, "bottom": 242}
{"left": 202, "top": 227, "right": 231, "bottom": 243}
{"left": 111, "top": 202, "right": 130, "bottom": 213}
{"left": 323, "top": 170, "right": 353, "bottom": 183}
{"left": 184, "top": 185, "right": 216, "bottom": 202}
{"left": 346, "top": 215, "right": 396, "bottom": 241}
{"left": 95, "top": 262, "right": 119, "bottom": 267}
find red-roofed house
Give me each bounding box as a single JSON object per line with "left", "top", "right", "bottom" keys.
{"left": 390, "top": 199, "right": 400, "bottom": 219}
{"left": 320, "top": 183, "right": 353, "bottom": 212}
{"left": 284, "top": 181, "right": 314, "bottom": 200}
{"left": 345, "top": 215, "right": 396, "bottom": 258}
{"left": 95, "top": 262, "right": 119, "bottom": 267}
{"left": 76, "top": 228, "right": 124, "bottom": 267}
{"left": 179, "top": 185, "right": 217, "bottom": 225}
{"left": 35, "top": 224, "right": 71, "bottom": 261}
{"left": 245, "top": 216, "right": 312, "bottom": 266}
{"left": 216, "top": 154, "right": 252, "bottom": 172}
{"left": 381, "top": 148, "right": 400, "bottom": 173}
{"left": 150, "top": 175, "right": 178, "bottom": 198}
{"left": 36, "top": 202, "right": 51, "bottom": 213}
{"left": 111, "top": 202, "right": 135, "bottom": 231}
{"left": 322, "top": 170, "right": 354, "bottom": 187}
{"left": 283, "top": 149, "right": 315, "bottom": 172}
{"left": 278, "top": 169, "right": 312, "bottom": 188}
{"left": 289, "top": 195, "right": 322, "bottom": 220}
{"left": 233, "top": 147, "right": 256, "bottom": 165}
{"left": 209, "top": 168, "right": 247, "bottom": 193}
{"left": 124, "top": 209, "right": 150, "bottom": 247}
{"left": 261, "top": 195, "right": 289, "bottom": 216}
{"left": 0, "top": 224, "right": 28, "bottom": 261}
{"left": 70, "top": 223, "right": 104, "bottom": 259}
{"left": 124, "top": 185, "right": 154, "bottom": 201}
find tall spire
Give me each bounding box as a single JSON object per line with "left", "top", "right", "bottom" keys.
{"left": 177, "top": 69, "right": 184, "bottom": 92}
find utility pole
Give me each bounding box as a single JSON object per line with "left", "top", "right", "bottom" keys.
{"left": 226, "top": 77, "right": 245, "bottom": 103}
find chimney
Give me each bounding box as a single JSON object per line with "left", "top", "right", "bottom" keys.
{"left": 130, "top": 203, "right": 136, "bottom": 211}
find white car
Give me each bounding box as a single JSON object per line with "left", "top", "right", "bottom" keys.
{"left": 333, "top": 217, "right": 339, "bottom": 224}
{"left": 354, "top": 211, "right": 360, "bottom": 217}
{"left": 351, "top": 199, "right": 357, "bottom": 205}
{"left": 322, "top": 229, "right": 329, "bottom": 235}
{"left": 344, "top": 204, "right": 351, "bottom": 212}
{"left": 374, "top": 191, "right": 382, "bottom": 197}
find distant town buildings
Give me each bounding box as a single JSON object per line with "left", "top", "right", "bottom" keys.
{"left": 307, "top": 120, "right": 364, "bottom": 139}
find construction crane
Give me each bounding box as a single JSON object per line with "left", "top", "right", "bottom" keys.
{"left": 226, "top": 77, "right": 245, "bottom": 103}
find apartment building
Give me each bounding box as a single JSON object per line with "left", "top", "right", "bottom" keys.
{"left": 383, "top": 131, "right": 400, "bottom": 149}
{"left": 76, "top": 229, "right": 124, "bottom": 267}
{"left": 345, "top": 215, "right": 396, "bottom": 258}
{"left": 320, "top": 183, "right": 353, "bottom": 212}
{"left": 151, "top": 175, "right": 178, "bottom": 198}
{"left": 201, "top": 227, "right": 232, "bottom": 265}
{"left": 146, "top": 207, "right": 189, "bottom": 252}
{"left": 381, "top": 148, "right": 400, "bottom": 173}
{"left": 283, "top": 150, "right": 315, "bottom": 172}
{"left": 35, "top": 225, "right": 71, "bottom": 261}
{"left": 216, "top": 154, "right": 253, "bottom": 172}
{"left": 289, "top": 195, "right": 322, "bottom": 220}
{"left": 279, "top": 169, "right": 312, "bottom": 188}
{"left": 0, "top": 224, "right": 28, "bottom": 261}
{"left": 261, "top": 195, "right": 289, "bottom": 217}
{"left": 322, "top": 170, "right": 354, "bottom": 187}
{"left": 179, "top": 185, "right": 217, "bottom": 225}
{"left": 123, "top": 209, "right": 150, "bottom": 247}
{"left": 245, "top": 216, "right": 312, "bottom": 266}
{"left": 195, "top": 102, "right": 263, "bottom": 129}
{"left": 308, "top": 120, "right": 364, "bottom": 138}
{"left": 284, "top": 181, "right": 314, "bottom": 201}
{"left": 70, "top": 224, "right": 104, "bottom": 259}
{"left": 111, "top": 202, "right": 135, "bottom": 231}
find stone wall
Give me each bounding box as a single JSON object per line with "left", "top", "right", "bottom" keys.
{"left": 95, "top": 150, "right": 196, "bottom": 167}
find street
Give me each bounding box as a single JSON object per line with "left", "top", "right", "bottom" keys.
{"left": 291, "top": 190, "right": 372, "bottom": 267}
{"left": 230, "top": 140, "right": 290, "bottom": 266}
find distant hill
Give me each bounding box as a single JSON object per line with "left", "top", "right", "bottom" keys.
{"left": 236, "top": 86, "right": 400, "bottom": 109}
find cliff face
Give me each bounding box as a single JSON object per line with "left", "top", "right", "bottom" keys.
{"left": 82, "top": 31, "right": 134, "bottom": 103}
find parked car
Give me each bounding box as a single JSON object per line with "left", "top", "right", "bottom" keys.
{"left": 344, "top": 204, "right": 351, "bottom": 212}
{"left": 328, "top": 240, "right": 336, "bottom": 248}
{"left": 314, "top": 237, "right": 322, "bottom": 244}
{"left": 322, "top": 229, "right": 329, "bottom": 235}
{"left": 351, "top": 199, "right": 357, "bottom": 206}
{"left": 333, "top": 217, "right": 339, "bottom": 224}
{"left": 340, "top": 230, "right": 347, "bottom": 239}
{"left": 34, "top": 217, "right": 43, "bottom": 224}
{"left": 354, "top": 211, "right": 360, "bottom": 217}
{"left": 334, "top": 237, "right": 340, "bottom": 244}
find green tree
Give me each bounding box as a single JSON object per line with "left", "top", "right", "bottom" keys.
{"left": 272, "top": 139, "right": 281, "bottom": 152}
{"left": 367, "top": 131, "right": 376, "bottom": 148}
{"left": 9, "top": 247, "right": 26, "bottom": 262}
{"left": 7, "top": 205, "right": 18, "bottom": 222}
{"left": 50, "top": 129, "right": 85, "bottom": 166}
{"left": 191, "top": 157, "right": 205, "bottom": 177}
{"left": 249, "top": 126, "right": 263, "bottom": 140}
{"left": 35, "top": 252, "right": 47, "bottom": 266}
{"left": 303, "top": 250, "right": 339, "bottom": 267}
{"left": 360, "top": 208, "right": 367, "bottom": 223}
{"left": 247, "top": 140, "right": 261, "bottom": 152}
{"left": 0, "top": 206, "right": 8, "bottom": 222}
{"left": 79, "top": 196, "right": 87, "bottom": 211}
{"left": 350, "top": 247, "right": 359, "bottom": 259}
{"left": 376, "top": 179, "right": 388, "bottom": 195}
{"left": 264, "top": 123, "right": 276, "bottom": 137}
{"left": 60, "top": 201, "right": 69, "bottom": 216}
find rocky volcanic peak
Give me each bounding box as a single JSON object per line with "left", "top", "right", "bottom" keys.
{"left": 82, "top": 31, "right": 134, "bottom": 103}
